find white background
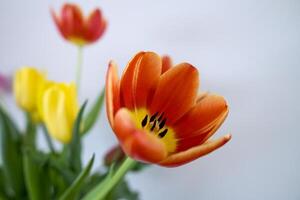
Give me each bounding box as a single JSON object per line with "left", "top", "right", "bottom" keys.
{"left": 1, "top": 0, "right": 300, "bottom": 199}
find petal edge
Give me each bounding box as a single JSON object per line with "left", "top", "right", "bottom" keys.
{"left": 159, "top": 134, "right": 231, "bottom": 167}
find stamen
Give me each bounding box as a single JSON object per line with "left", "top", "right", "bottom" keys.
{"left": 157, "top": 113, "right": 164, "bottom": 122}
{"left": 141, "top": 115, "right": 148, "bottom": 127}
{"left": 150, "top": 120, "right": 157, "bottom": 132}
{"left": 158, "top": 129, "right": 168, "bottom": 138}
{"left": 159, "top": 118, "right": 166, "bottom": 130}
{"left": 150, "top": 112, "right": 158, "bottom": 122}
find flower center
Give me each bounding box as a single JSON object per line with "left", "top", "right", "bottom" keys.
{"left": 140, "top": 112, "right": 168, "bottom": 138}
{"left": 130, "top": 108, "right": 177, "bottom": 153}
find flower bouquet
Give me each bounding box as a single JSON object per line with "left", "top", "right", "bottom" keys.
{"left": 0, "top": 3, "right": 231, "bottom": 200}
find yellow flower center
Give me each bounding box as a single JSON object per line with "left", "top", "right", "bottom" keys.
{"left": 129, "top": 108, "right": 177, "bottom": 153}
{"left": 68, "top": 36, "right": 87, "bottom": 46}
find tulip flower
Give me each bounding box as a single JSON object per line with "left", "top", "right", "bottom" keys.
{"left": 41, "top": 83, "right": 79, "bottom": 143}
{"left": 51, "top": 3, "right": 107, "bottom": 46}
{"left": 106, "top": 51, "right": 231, "bottom": 167}
{"left": 13, "top": 67, "right": 46, "bottom": 113}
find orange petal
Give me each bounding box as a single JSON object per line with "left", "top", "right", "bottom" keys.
{"left": 174, "top": 94, "right": 228, "bottom": 138}
{"left": 106, "top": 61, "right": 120, "bottom": 128}
{"left": 196, "top": 91, "right": 209, "bottom": 103}
{"left": 84, "top": 8, "right": 107, "bottom": 43}
{"left": 61, "top": 3, "right": 84, "bottom": 38}
{"left": 175, "top": 109, "right": 228, "bottom": 152}
{"left": 133, "top": 52, "right": 161, "bottom": 108}
{"left": 150, "top": 63, "right": 199, "bottom": 124}
{"left": 114, "top": 108, "right": 167, "bottom": 163}
{"left": 161, "top": 55, "right": 172, "bottom": 74}
{"left": 159, "top": 134, "right": 231, "bottom": 167}
{"left": 120, "top": 52, "right": 162, "bottom": 109}
{"left": 120, "top": 52, "right": 144, "bottom": 109}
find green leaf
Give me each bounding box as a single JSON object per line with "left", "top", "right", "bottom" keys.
{"left": 59, "top": 154, "right": 95, "bottom": 200}
{"left": 82, "top": 88, "right": 105, "bottom": 134}
{"left": 82, "top": 157, "right": 137, "bottom": 200}
{"left": 81, "top": 172, "right": 106, "bottom": 195}
{"left": 41, "top": 124, "right": 56, "bottom": 153}
{"left": 0, "top": 107, "right": 25, "bottom": 198}
{"left": 48, "top": 167, "right": 68, "bottom": 198}
{"left": 23, "top": 149, "right": 51, "bottom": 200}
{"left": 0, "top": 105, "right": 20, "bottom": 140}
{"left": 130, "top": 162, "right": 149, "bottom": 172}
{"left": 47, "top": 153, "right": 74, "bottom": 199}
{"left": 66, "top": 101, "right": 88, "bottom": 173}
{"left": 106, "top": 179, "right": 139, "bottom": 200}
{"left": 82, "top": 163, "right": 115, "bottom": 200}
{"left": 48, "top": 154, "right": 75, "bottom": 185}
{"left": 24, "top": 113, "right": 37, "bottom": 149}
{"left": 0, "top": 167, "right": 8, "bottom": 198}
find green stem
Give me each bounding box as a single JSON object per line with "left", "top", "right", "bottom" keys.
{"left": 24, "top": 113, "right": 36, "bottom": 149}
{"left": 75, "top": 46, "right": 83, "bottom": 92}
{"left": 83, "top": 156, "right": 137, "bottom": 200}
{"left": 41, "top": 124, "right": 56, "bottom": 153}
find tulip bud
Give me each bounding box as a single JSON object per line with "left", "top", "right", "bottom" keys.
{"left": 41, "top": 83, "right": 79, "bottom": 143}
{"left": 13, "top": 67, "right": 45, "bottom": 112}
{"left": 104, "top": 145, "right": 125, "bottom": 166}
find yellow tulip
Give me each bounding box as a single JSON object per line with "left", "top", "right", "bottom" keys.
{"left": 13, "top": 67, "right": 45, "bottom": 112}
{"left": 41, "top": 83, "right": 79, "bottom": 143}
{"left": 37, "top": 81, "right": 54, "bottom": 121}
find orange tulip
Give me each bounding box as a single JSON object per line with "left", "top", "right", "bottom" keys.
{"left": 51, "top": 3, "right": 107, "bottom": 46}
{"left": 106, "top": 51, "right": 231, "bottom": 167}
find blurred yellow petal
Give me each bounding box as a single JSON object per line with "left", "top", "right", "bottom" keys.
{"left": 13, "top": 67, "right": 45, "bottom": 112}
{"left": 41, "top": 83, "right": 79, "bottom": 143}
{"left": 37, "top": 80, "right": 54, "bottom": 121}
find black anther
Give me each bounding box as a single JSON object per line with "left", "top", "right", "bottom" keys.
{"left": 141, "top": 115, "right": 148, "bottom": 127}
{"left": 150, "top": 112, "right": 158, "bottom": 122}
{"left": 159, "top": 118, "right": 166, "bottom": 130}
{"left": 158, "top": 129, "right": 168, "bottom": 138}
{"left": 157, "top": 113, "right": 164, "bottom": 122}
{"left": 150, "top": 120, "right": 157, "bottom": 132}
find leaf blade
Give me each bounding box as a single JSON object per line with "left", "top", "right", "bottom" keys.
{"left": 82, "top": 88, "right": 105, "bottom": 134}
{"left": 23, "top": 150, "right": 51, "bottom": 200}
{"left": 59, "top": 154, "right": 95, "bottom": 200}
{"left": 66, "top": 101, "right": 88, "bottom": 173}
{"left": 0, "top": 106, "right": 25, "bottom": 198}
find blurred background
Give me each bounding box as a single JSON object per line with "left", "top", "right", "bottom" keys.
{"left": 1, "top": 0, "right": 300, "bottom": 199}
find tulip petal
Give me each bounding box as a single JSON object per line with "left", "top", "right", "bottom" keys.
{"left": 13, "top": 67, "right": 45, "bottom": 112}
{"left": 120, "top": 52, "right": 162, "bottom": 109}
{"left": 196, "top": 91, "right": 209, "bottom": 103}
{"left": 51, "top": 9, "right": 67, "bottom": 39}
{"left": 133, "top": 52, "right": 161, "bottom": 108}
{"left": 161, "top": 55, "right": 172, "bottom": 74}
{"left": 63, "top": 83, "right": 79, "bottom": 125}
{"left": 61, "top": 4, "right": 84, "bottom": 39}
{"left": 175, "top": 109, "right": 228, "bottom": 152}
{"left": 159, "top": 134, "right": 231, "bottom": 167}
{"left": 84, "top": 9, "right": 107, "bottom": 43}
{"left": 114, "top": 108, "right": 168, "bottom": 163}
{"left": 120, "top": 52, "right": 144, "bottom": 109}
{"left": 43, "top": 86, "right": 72, "bottom": 143}
{"left": 150, "top": 63, "right": 199, "bottom": 124}
{"left": 106, "top": 61, "right": 120, "bottom": 128}
{"left": 174, "top": 94, "right": 228, "bottom": 138}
